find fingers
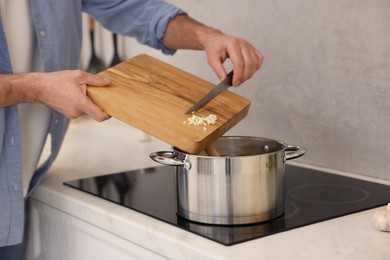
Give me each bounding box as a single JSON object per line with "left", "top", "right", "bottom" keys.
{"left": 207, "top": 55, "right": 228, "bottom": 81}
{"left": 227, "top": 38, "right": 264, "bottom": 86}
{"left": 206, "top": 35, "right": 264, "bottom": 87}
{"left": 82, "top": 97, "right": 111, "bottom": 122}
{"left": 82, "top": 75, "right": 111, "bottom": 121}
{"left": 64, "top": 92, "right": 111, "bottom": 122}
{"left": 225, "top": 40, "right": 245, "bottom": 86}
{"left": 76, "top": 72, "right": 112, "bottom": 121}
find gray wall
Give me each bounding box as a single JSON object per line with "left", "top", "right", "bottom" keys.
{"left": 118, "top": 0, "right": 390, "bottom": 180}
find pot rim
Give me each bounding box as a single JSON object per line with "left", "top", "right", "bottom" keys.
{"left": 173, "top": 135, "right": 289, "bottom": 158}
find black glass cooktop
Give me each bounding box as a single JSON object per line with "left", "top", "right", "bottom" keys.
{"left": 64, "top": 165, "right": 390, "bottom": 246}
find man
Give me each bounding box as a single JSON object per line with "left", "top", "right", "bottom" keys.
{"left": 0, "top": 0, "right": 263, "bottom": 258}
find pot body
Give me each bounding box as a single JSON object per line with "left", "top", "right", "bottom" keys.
{"left": 150, "top": 136, "right": 305, "bottom": 225}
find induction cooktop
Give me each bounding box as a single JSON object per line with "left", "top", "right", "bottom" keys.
{"left": 64, "top": 165, "right": 390, "bottom": 246}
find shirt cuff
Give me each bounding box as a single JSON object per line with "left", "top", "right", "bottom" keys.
{"left": 154, "top": 7, "right": 187, "bottom": 55}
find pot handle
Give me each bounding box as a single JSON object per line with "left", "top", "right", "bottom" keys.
{"left": 285, "top": 145, "right": 306, "bottom": 161}
{"left": 149, "top": 151, "right": 185, "bottom": 166}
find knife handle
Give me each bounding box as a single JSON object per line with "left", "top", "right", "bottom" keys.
{"left": 224, "top": 70, "right": 234, "bottom": 86}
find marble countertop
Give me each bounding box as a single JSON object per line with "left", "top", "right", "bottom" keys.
{"left": 31, "top": 116, "right": 390, "bottom": 260}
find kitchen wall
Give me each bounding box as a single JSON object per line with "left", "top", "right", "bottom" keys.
{"left": 85, "top": 0, "right": 390, "bottom": 180}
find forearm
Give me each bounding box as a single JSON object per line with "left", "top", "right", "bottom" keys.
{"left": 0, "top": 73, "right": 41, "bottom": 107}
{"left": 162, "top": 14, "right": 220, "bottom": 50}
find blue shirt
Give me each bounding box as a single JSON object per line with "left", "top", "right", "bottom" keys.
{"left": 0, "top": 0, "right": 184, "bottom": 246}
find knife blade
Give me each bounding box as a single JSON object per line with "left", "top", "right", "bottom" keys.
{"left": 185, "top": 70, "right": 234, "bottom": 115}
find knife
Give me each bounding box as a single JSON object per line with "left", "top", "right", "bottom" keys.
{"left": 185, "top": 70, "right": 234, "bottom": 114}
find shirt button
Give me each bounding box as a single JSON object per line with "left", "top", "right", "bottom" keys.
{"left": 39, "top": 30, "right": 46, "bottom": 37}
{"left": 54, "top": 119, "right": 59, "bottom": 125}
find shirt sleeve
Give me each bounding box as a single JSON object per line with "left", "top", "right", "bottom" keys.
{"left": 82, "top": 0, "right": 187, "bottom": 55}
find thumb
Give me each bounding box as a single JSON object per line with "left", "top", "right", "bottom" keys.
{"left": 84, "top": 74, "right": 112, "bottom": 87}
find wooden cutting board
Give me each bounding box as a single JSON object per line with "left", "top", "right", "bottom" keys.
{"left": 87, "top": 54, "right": 250, "bottom": 154}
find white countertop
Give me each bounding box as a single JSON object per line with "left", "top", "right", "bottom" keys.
{"left": 31, "top": 116, "right": 390, "bottom": 260}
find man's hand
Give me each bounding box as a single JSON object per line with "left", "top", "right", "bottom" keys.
{"left": 201, "top": 29, "right": 263, "bottom": 86}
{"left": 162, "top": 14, "right": 264, "bottom": 86}
{"left": 0, "top": 70, "right": 111, "bottom": 121}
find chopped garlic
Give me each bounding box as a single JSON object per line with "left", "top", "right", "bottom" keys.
{"left": 184, "top": 113, "right": 217, "bottom": 130}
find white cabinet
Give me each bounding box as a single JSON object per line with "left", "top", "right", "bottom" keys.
{"left": 26, "top": 199, "right": 167, "bottom": 260}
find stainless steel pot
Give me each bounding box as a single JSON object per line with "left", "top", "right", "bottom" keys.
{"left": 150, "top": 136, "right": 306, "bottom": 225}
